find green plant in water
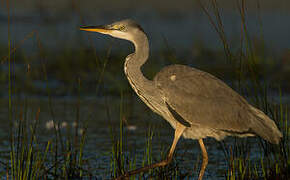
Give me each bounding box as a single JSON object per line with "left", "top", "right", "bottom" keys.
{"left": 9, "top": 107, "right": 51, "bottom": 180}
{"left": 199, "top": 0, "right": 289, "bottom": 179}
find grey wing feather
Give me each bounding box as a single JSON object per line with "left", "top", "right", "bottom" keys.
{"left": 154, "top": 64, "right": 253, "bottom": 132}
{"left": 165, "top": 102, "right": 191, "bottom": 127}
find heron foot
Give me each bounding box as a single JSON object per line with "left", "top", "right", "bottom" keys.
{"left": 113, "top": 158, "right": 172, "bottom": 180}
{"left": 113, "top": 123, "right": 186, "bottom": 180}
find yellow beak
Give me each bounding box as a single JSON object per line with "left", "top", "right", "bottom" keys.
{"left": 80, "top": 25, "right": 111, "bottom": 33}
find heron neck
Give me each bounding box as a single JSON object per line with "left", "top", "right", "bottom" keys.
{"left": 124, "top": 32, "right": 162, "bottom": 115}
{"left": 124, "top": 32, "right": 153, "bottom": 92}
{"left": 133, "top": 33, "right": 149, "bottom": 66}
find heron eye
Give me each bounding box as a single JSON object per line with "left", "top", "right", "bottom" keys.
{"left": 119, "top": 26, "right": 126, "bottom": 31}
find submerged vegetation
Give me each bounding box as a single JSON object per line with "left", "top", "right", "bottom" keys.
{"left": 0, "top": 0, "right": 289, "bottom": 179}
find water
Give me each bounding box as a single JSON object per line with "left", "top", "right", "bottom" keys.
{"left": 0, "top": 7, "right": 290, "bottom": 54}
{"left": 0, "top": 96, "right": 287, "bottom": 179}
{"left": 0, "top": 1, "right": 289, "bottom": 178}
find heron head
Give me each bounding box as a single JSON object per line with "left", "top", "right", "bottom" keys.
{"left": 80, "top": 19, "right": 145, "bottom": 42}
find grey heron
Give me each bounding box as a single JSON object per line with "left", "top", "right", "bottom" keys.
{"left": 80, "top": 19, "right": 282, "bottom": 180}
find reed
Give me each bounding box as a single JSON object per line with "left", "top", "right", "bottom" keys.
{"left": 0, "top": 0, "right": 289, "bottom": 179}
{"left": 199, "top": 0, "right": 289, "bottom": 179}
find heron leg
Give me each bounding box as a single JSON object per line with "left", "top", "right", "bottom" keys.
{"left": 114, "top": 123, "right": 186, "bottom": 180}
{"left": 198, "top": 139, "right": 208, "bottom": 180}
{"left": 165, "top": 122, "right": 186, "bottom": 163}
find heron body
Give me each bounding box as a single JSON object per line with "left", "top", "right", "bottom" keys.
{"left": 80, "top": 19, "right": 282, "bottom": 179}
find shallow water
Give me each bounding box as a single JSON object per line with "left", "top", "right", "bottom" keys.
{"left": 0, "top": 96, "right": 287, "bottom": 179}
{"left": 0, "top": 2, "right": 289, "bottom": 178}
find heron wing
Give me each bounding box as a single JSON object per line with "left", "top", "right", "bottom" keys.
{"left": 154, "top": 64, "right": 252, "bottom": 132}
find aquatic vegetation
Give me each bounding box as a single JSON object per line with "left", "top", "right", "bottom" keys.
{"left": 198, "top": 0, "right": 289, "bottom": 179}
{"left": 0, "top": 0, "right": 289, "bottom": 179}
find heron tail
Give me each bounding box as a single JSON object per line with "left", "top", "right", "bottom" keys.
{"left": 249, "top": 106, "right": 283, "bottom": 144}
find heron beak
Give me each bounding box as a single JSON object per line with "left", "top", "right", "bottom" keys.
{"left": 79, "top": 25, "right": 112, "bottom": 34}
